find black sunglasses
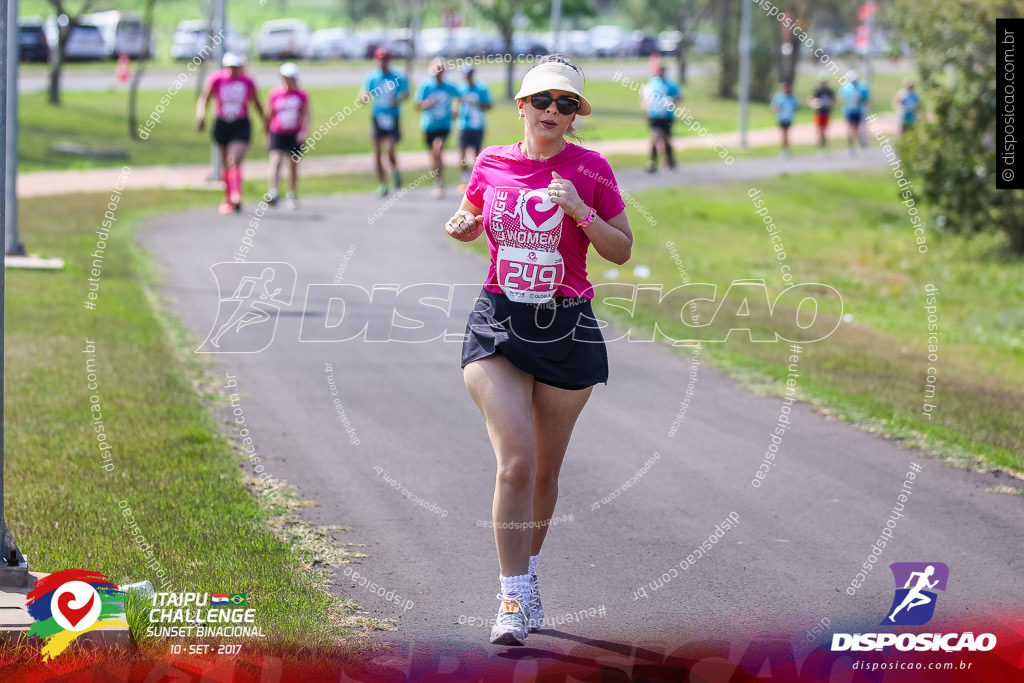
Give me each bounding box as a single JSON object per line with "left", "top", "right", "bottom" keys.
{"left": 530, "top": 92, "right": 580, "bottom": 116}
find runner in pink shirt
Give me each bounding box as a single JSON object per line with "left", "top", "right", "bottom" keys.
{"left": 266, "top": 62, "right": 310, "bottom": 210}
{"left": 445, "top": 55, "right": 632, "bottom": 646}
{"left": 195, "top": 53, "right": 267, "bottom": 214}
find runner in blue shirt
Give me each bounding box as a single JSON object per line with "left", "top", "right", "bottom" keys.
{"left": 893, "top": 80, "right": 921, "bottom": 134}
{"left": 838, "top": 70, "right": 870, "bottom": 155}
{"left": 361, "top": 47, "right": 410, "bottom": 197}
{"left": 454, "top": 65, "right": 492, "bottom": 192}
{"left": 640, "top": 64, "right": 681, "bottom": 172}
{"left": 770, "top": 81, "right": 798, "bottom": 158}
{"left": 415, "top": 58, "right": 461, "bottom": 199}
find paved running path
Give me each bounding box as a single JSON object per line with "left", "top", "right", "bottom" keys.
{"left": 139, "top": 151, "right": 1023, "bottom": 677}
{"left": 18, "top": 114, "right": 901, "bottom": 197}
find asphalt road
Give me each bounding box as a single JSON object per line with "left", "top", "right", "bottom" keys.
{"left": 141, "top": 155, "right": 1023, "bottom": 677}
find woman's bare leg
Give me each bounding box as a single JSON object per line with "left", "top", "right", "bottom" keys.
{"left": 530, "top": 382, "right": 592, "bottom": 554}
{"left": 464, "top": 355, "right": 536, "bottom": 577}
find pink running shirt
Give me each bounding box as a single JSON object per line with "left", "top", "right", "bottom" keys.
{"left": 208, "top": 69, "right": 257, "bottom": 121}
{"left": 268, "top": 86, "right": 308, "bottom": 134}
{"left": 465, "top": 142, "right": 626, "bottom": 301}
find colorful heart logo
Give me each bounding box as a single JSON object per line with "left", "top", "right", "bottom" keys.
{"left": 56, "top": 590, "right": 95, "bottom": 630}
{"left": 521, "top": 190, "right": 563, "bottom": 233}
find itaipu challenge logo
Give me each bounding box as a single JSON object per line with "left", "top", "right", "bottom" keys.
{"left": 26, "top": 569, "right": 126, "bottom": 660}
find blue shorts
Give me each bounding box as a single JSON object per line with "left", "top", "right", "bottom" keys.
{"left": 461, "top": 288, "right": 608, "bottom": 391}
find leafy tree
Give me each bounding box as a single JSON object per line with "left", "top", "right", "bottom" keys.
{"left": 471, "top": 0, "right": 594, "bottom": 99}
{"left": 718, "top": 0, "right": 775, "bottom": 102}
{"left": 128, "top": 0, "right": 159, "bottom": 139}
{"left": 623, "top": 0, "right": 706, "bottom": 85}
{"left": 45, "top": 0, "right": 99, "bottom": 105}
{"left": 893, "top": 0, "right": 1024, "bottom": 253}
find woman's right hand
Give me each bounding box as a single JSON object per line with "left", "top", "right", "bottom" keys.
{"left": 445, "top": 210, "right": 484, "bottom": 242}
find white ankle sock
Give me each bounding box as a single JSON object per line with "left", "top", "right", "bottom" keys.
{"left": 529, "top": 551, "right": 541, "bottom": 578}
{"left": 499, "top": 573, "right": 530, "bottom": 599}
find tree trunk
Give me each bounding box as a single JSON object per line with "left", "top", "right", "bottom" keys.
{"left": 717, "top": 0, "right": 737, "bottom": 99}
{"left": 130, "top": 0, "right": 158, "bottom": 139}
{"left": 47, "top": 27, "right": 70, "bottom": 105}
{"left": 503, "top": 27, "right": 515, "bottom": 99}
{"left": 675, "top": 6, "right": 689, "bottom": 85}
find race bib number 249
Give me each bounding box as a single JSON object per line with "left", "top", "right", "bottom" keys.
{"left": 497, "top": 246, "right": 564, "bottom": 304}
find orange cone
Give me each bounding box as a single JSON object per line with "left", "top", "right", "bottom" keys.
{"left": 116, "top": 53, "right": 130, "bottom": 82}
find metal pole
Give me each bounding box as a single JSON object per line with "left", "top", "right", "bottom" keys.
{"left": 738, "top": 0, "right": 752, "bottom": 148}
{"left": 1, "top": 0, "right": 27, "bottom": 577}
{"left": 5, "top": 0, "right": 24, "bottom": 256}
{"left": 551, "top": 0, "right": 562, "bottom": 54}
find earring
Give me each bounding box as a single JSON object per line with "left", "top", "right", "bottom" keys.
{"left": 518, "top": 111, "right": 524, "bottom": 120}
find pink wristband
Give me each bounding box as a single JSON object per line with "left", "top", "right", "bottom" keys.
{"left": 577, "top": 206, "right": 597, "bottom": 229}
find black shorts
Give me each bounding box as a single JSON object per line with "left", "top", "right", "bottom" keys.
{"left": 425, "top": 128, "right": 450, "bottom": 148}
{"left": 269, "top": 131, "right": 302, "bottom": 155}
{"left": 845, "top": 111, "right": 863, "bottom": 126}
{"left": 461, "top": 287, "right": 608, "bottom": 391}
{"left": 213, "top": 117, "right": 251, "bottom": 146}
{"left": 371, "top": 116, "right": 401, "bottom": 141}
{"left": 459, "top": 128, "right": 485, "bottom": 151}
{"left": 648, "top": 117, "right": 673, "bottom": 135}
{"left": 778, "top": 119, "right": 793, "bottom": 129}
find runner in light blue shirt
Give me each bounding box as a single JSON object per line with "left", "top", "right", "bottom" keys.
{"left": 771, "top": 81, "right": 799, "bottom": 158}
{"left": 893, "top": 80, "right": 921, "bottom": 134}
{"left": 360, "top": 47, "right": 409, "bottom": 197}
{"left": 838, "top": 70, "right": 870, "bottom": 154}
{"left": 454, "top": 65, "right": 493, "bottom": 189}
{"left": 640, "top": 64, "right": 682, "bottom": 172}
{"left": 415, "top": 58, "right": 461, "bottom": 198}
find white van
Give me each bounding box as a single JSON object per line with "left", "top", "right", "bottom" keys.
{"left": 256, "top": 19, "right": 311, "bottom": 60}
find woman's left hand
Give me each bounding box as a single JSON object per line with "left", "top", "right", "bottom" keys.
{"left": 547, "top": 171, "right": 586, "bottom": 221}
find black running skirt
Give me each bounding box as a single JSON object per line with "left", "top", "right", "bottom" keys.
{"left": 461, "top": 287, "right": 608, "bottom": 391}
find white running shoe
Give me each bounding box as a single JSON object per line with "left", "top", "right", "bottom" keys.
{"left": 489, "top": 593, "right": 528, "bottom": 646}
{"left": 527, "top": 575, "right": 544, "bottom": 632}
{"left": 285, "top": 192, "right": 298, "bottom": 210}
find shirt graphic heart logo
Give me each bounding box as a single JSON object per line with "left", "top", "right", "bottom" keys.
{"left": 521, "top": 190, "right": 563, "bottom": 233}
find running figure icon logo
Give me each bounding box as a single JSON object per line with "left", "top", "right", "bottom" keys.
{"left": 198, "top": 262, "right": 297, "bottom": 353}
{"left": 882, "top": 562, "right": 949, "bottom": 626}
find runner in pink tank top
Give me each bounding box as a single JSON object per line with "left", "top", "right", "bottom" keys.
{"left": 195, "top": 53, "right": 267, "bottom": 214}
{"left": 444, "top": 56, "right": 633, "bottom": 647}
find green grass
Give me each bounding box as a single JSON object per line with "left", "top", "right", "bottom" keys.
{"left": 585, "top": 170, "right": 1024, "bottom": 472}
{"left": 4, "top": 187, "right": 375, "bottom": 653}
{"left": 18, "top": 69, "right": 912, "bottom": 171}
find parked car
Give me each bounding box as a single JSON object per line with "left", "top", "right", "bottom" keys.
{"left": 631, "top": 30, "right": 659, "bottom": 56}
{"left": 18, "top": 19, "right": 49, "bottom": 62}
{"left": 170, "top": 20, "right": 250, "bottom": 61}
{"left": 256, "top": 19, "right": 311, "bottom": 60}
{"left": 83, "top": 10, "right": 151, "bottom": 59}
{"left": 589, "top": 25, "right": 630, "bottom": 57}
{"left": 541, "top": 30, "right": 594, "bottom": 58}
{"left": 512, "top": 34, "right": 548, "bottom": 57}
{"left": 307, "top": 28, "right": 363, "bottom": 60}
{"left": 43, "top": 16, "right": 107, "bottom": 61}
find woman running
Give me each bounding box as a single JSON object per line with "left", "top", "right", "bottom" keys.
{"left": 445, "top": 55, "right": 632, "bottom": 646}
{"left": 196, "top": 52, "right": 267, "bottom": 214}
{"left": 266, "top": 62, "right": 310, "bottom": 209}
